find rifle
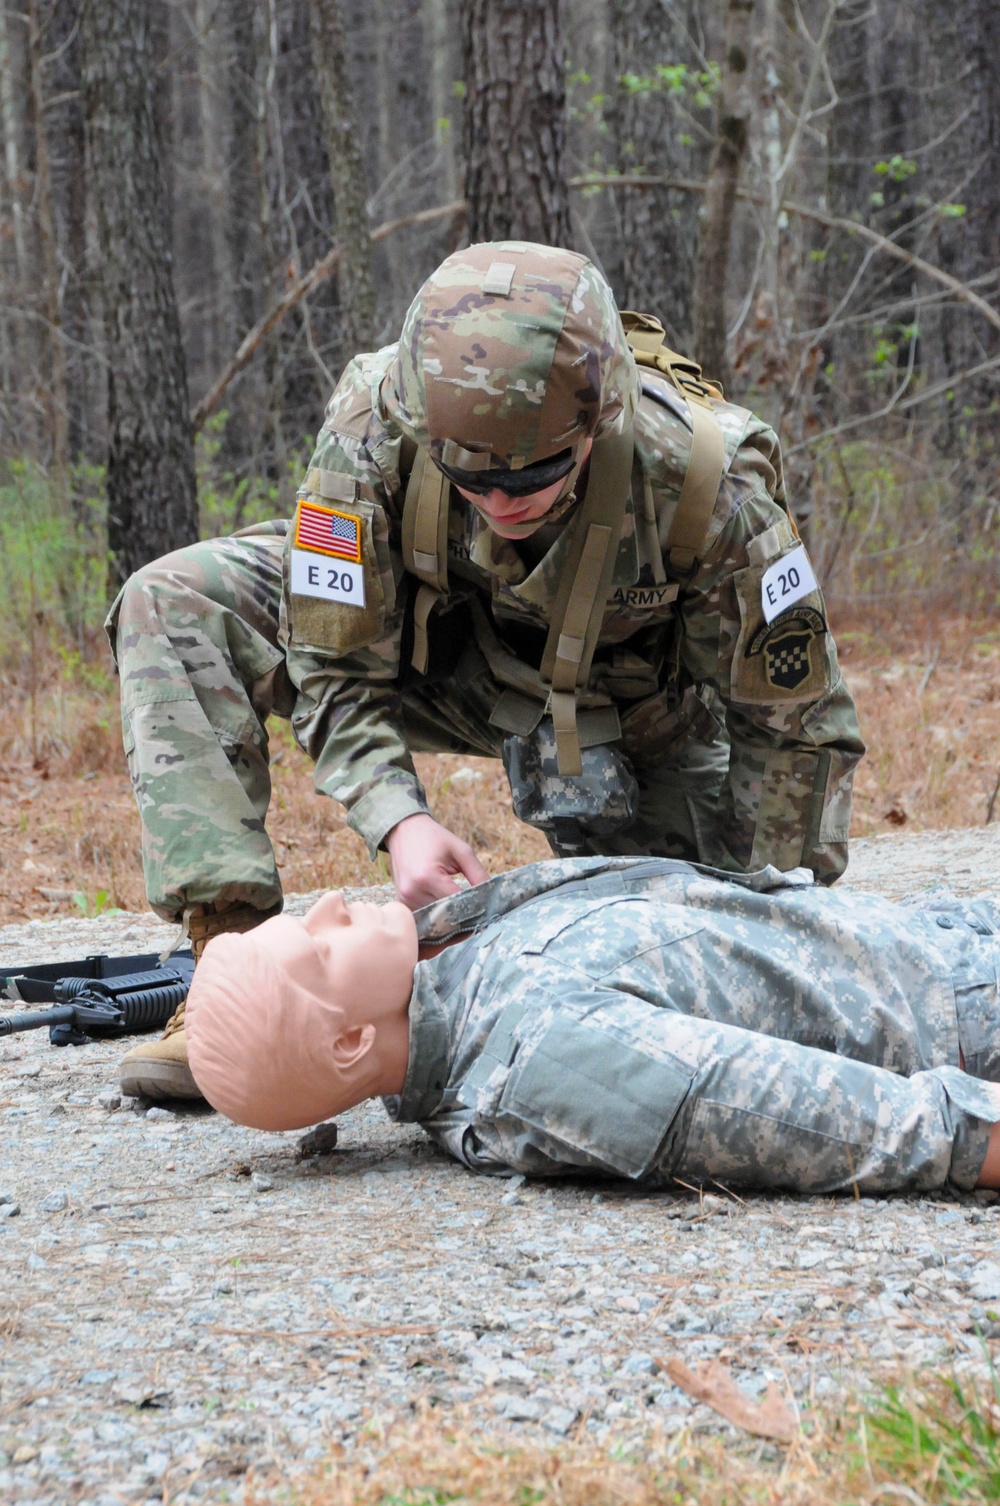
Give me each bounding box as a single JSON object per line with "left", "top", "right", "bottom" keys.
{"left": 0, "top": 950, "right": 194, "bottom": 1046}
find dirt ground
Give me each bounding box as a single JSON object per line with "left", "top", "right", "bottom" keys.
{"left": 4, "top": 613, "right": 1000, "bottom": 1503}
{"left": 1, "top": 612, "right": 999, "bottom": 927}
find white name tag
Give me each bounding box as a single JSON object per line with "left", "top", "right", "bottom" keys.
{"left": 760, "top": 544, "right": 817, "bottom": 624}
{"left": 290, "top": 548, "right": 366, "bottom": 607}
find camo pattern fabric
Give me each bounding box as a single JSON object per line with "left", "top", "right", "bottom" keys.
{"left": 111, "top": 242, "right": 864, "bottom": 913}
{"left": 285, "top": 313, "right": 863, "bottom": 877}
{"left": 389, "top": 858, "right": 1000, "bottom": 1195}
{"left": 106, "top": 526, "right": 293, "bottom": 919}
{"left": 383, "top": 241, "right": 638, "bottom": 469}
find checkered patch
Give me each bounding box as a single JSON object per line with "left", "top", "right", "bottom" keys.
{"left": 764, "top": 629, "right": 813, "bottom": 691}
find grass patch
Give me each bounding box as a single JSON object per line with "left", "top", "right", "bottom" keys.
{"left": 247, "top": 1371, "right": 1000, "bottom": 1505}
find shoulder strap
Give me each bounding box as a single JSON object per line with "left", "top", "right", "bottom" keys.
{"left": 402, "top": 447, "right": 450, "bottom": 675}
{"left": 621, "top": 310, "right": 727, "bottom": 575}
{"left": 539, "top": 423, "right": 634, "bottom": 776}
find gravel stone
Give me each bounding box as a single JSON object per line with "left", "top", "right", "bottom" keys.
{"left": 966, "top": 1262, "right": 1000, "bottom": 1301}
{"left": 2, "top": 835, "right": 1000, "bottom": 1500}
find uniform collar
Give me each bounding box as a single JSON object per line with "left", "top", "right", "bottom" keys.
{"left": 382, "top": 966, "right": 454, "bottom": 1123}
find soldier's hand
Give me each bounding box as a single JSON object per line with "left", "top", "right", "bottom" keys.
{"left": 385, "top": 813, "right": 489, "bottom": 909}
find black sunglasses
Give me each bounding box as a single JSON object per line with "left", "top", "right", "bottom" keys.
{"left": 438, "top": 449, "right": 576, "bottom": 498}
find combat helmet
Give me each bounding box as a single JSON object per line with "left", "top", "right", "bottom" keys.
{"left": 381, "top": 241, "right": 639, "bottom": 485}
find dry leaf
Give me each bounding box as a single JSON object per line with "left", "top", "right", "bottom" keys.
{"left": 659, "top": 1356, "right": 797, "bottom": 1442}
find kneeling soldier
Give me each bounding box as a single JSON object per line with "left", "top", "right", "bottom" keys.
{"left": 110, "top": 242, "right": 863, "bottom": 1100}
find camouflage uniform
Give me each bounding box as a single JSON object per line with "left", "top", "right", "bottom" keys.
{"left": 110, "top": 242, "right": 863, "bottom": 921}
{"left": 389, "top": 858, "right": 1000, "bottom": 1195}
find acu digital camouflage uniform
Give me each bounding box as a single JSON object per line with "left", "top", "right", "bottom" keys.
{"left": 392, "top": 857, "right": 1000, "bottom": 1195}
{"left": 110, "top": 242, "right": 863, "bottom": 924}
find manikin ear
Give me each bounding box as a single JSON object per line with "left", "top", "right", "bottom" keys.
{"left": 331, "top": 1023, "right": 377, "bottom": 1072}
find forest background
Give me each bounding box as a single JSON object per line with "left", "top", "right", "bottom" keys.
{"left": 0, "top": 0, "right": 999, "bottom": 922}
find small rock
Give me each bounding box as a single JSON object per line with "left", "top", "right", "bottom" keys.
{"left": 494, "top": 1394, "right": 543, "bottom": 1422}
{"left": 614, "top": 1295, "right": 640, "bottom": 1314}
{"left": 0, "top": 1202, "right": 20, "bottom": 1218}
{"left": 11, "top": 1445, "right": 38, "bottom": 1466}
{"left": 0, "top": 1193, "right": 16, "bottom": 1205}
{"left": 251, "top": 1173, "right": 274, "bottom": 1193}
{"left": 501, "top": 1174, "right": 527, "bottom": 1205}
{"left": 966, "top": 1261, "right": 1000, "bottom": 1302}
{"left": 15, "top": 1062, "right": 41, "bottom": 1079}
{"left": 296, "top": 1121, "right": 339, "bottom": 1159}
{"left": 618, "top": 1352, "right": 657, "bottom": 1376}
{"left": 145, "top": 1106, "right": 174, "bottom": 1122}
{"left": 95, "top": 1090, "right": 122, "bottom": 1112}
{"left": 120, "top": 1095, "right": 144, "bottom": 1113}
{"left": 38, "top": 1190, "right": 68, "bottom": 1213}
{"left": 543, "top": 1405, "right": 578, "bottom": 1435}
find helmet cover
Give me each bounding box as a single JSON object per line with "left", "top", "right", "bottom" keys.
{"left": 382, "top": 241, "right": 638, "bottom": 471}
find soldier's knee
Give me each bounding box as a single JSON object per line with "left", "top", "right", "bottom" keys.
{"left": 116, "top": 548, "right": 210, "bottom": 639}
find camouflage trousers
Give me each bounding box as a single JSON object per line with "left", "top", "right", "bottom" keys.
{"left": 109, "top": 527, "right": 728, "bottom": 919}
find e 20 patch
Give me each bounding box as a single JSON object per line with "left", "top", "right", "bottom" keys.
{"left": 742, "top": 606, "right": 829, "bottom": 698}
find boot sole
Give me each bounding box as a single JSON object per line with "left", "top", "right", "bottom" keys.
{"left": 119, "top": 1058, "right": 204, "bottom": 1101}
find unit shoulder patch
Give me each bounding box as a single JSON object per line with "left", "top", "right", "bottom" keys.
{"left": 745, "top": 607, "right": 827, "bottom": 693}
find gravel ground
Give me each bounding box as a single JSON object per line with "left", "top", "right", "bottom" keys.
{"left": 3, "top": 835, "right": 1000, "bottom": 1504}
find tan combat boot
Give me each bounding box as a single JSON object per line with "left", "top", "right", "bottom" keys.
{"left": 118, "top": 900, "right": 281, "bottom": 1101}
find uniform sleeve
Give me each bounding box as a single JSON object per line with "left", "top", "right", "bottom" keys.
{"left": 458, "top": 984, "right": 998, "bottom": 1194}
{"left": 678, "top": 467, "right": 865, "bottom": 884}
{"left": 283, "top": 416, "right": 432, "bottom": 856}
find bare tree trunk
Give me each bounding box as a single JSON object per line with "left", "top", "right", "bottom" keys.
{"left": 427, "top": 0, "right": 458, "bottom": 201}
{"left": 608, "top": 0, "right": 703, "bottom": 348}
{"left": 43, "top": 0, "right": 89, "bottom": 467}
{"left": 460, "top": 0, "right": 571, "bottom": 246}
{"left": 0, "top": 0, "right": 30, "bottom": 449}
{"left": 309, "top": 0, "right": 377, "bottom": 356}
{"left": 692, "top": 0, "right": 755, "bottom": 386}
{"left": 81, "top": 0, "right": 198, "bottom": 587}
{"left": 26, "top": 0, "right": 69, "bottom": 489}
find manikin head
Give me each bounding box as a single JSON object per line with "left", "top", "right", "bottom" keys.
{"left": 185, "top": 894, "right": 419, "bottom": 1131}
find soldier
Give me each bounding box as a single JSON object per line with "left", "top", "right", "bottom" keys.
{"left": 185, "top": 857, "right": 1000, "bottom": 1196}
{"left": 111, "top": 241, "right": 863, "bottom": 1101}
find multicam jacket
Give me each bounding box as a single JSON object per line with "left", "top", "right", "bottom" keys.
{"left": 385, "top": 857, "right": 1000, "bottom": 1195}
{"left": 281, "top": 349, "right": 864, "bottom": 881}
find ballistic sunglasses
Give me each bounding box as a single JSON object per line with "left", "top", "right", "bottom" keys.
{"left": 437, "top": 448, "right": 577, "bottom": 498}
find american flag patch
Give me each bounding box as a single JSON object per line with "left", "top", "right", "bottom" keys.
{"left": 294, "top": 498, "right": 362, "bottom": 562}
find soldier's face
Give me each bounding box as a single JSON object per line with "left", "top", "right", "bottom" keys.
{"left": 455, "top": 439, "right": 593, "bottom": 538}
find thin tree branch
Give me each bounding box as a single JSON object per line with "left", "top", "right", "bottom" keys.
{"left": 190, "top": 199, "right": 466, "bottom": 432}
{"left": 786, "top": 350, "right": 1000, "bottom": 454}
{"left": 568, "top": 174, "right": 1000, "bottom": 337}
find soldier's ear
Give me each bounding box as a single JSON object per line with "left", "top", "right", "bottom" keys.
{"left": 331, "top": 1023, "right": 376, "bottom": 1072}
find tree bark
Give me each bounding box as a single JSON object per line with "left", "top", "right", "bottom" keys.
{"left": 26, "top": 0, "right": 69, "bottom": 487}
{"left": 608, "top": 0, "right": 703, "bottom": 348}
{"left": 460, "top": 0, "right": 571, "bottom": 246}
{"left": 81, "top": 0, "right": 198, "bottom": 587}
{"left": 309, "top": 0, "right": 377, "bottom": 356}
{"left": 692, "top": 0, "right": 755, "bottom": 386}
